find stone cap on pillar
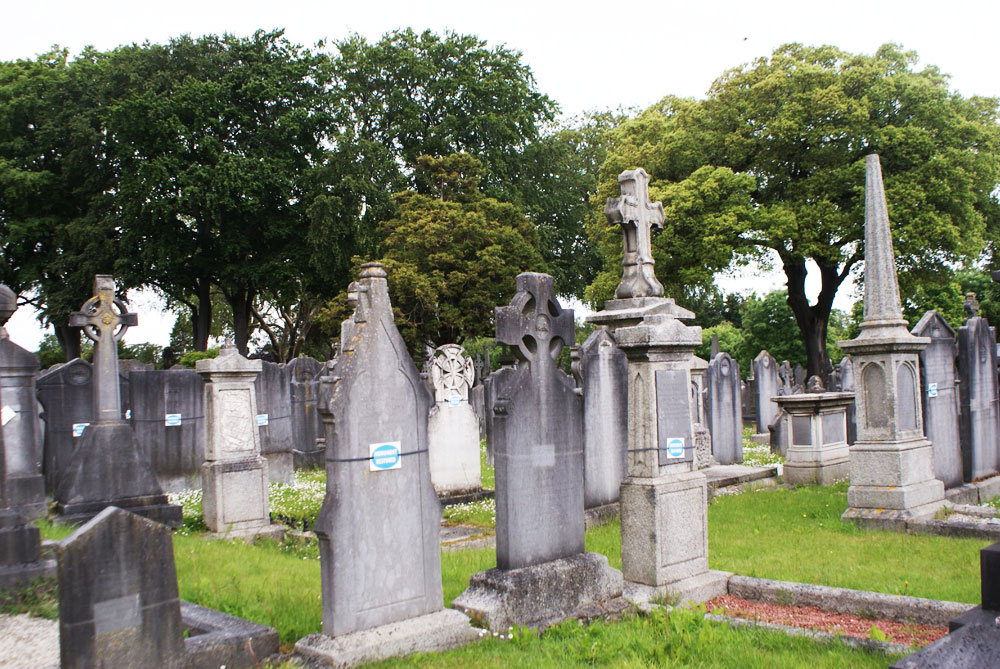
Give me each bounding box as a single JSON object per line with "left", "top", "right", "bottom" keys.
{"left": 196, "top": 341, "right": 262, "bottom": 377}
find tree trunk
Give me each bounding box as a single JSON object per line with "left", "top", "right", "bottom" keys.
{"left": 55, "top": 324, "right": 82, "bottom": 361}
{"left": 782, "top": 257, "right": 848, "bottom": 382}
{"left": 228, "top": 286, "right": 254, "bottom": 357}
{"left": 192, "top": 280, "right": 212, "bottom": 351}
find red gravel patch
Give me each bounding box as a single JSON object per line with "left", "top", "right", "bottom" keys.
{"left": 705, "top": 594, "right": 948, "bottom": 648}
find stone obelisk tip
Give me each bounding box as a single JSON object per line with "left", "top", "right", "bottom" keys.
{"left": 861, "top": 154, "right": 905, "bottom": 327}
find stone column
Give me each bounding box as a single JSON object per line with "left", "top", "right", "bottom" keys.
{"left": 197, "top": 343, "right": 271, "bottom": 537}
{"left": 589, "top": 168, "right": 729, "bottom": 605}
{"left": 839, "top": 155, "right": 945, "bottom": 528}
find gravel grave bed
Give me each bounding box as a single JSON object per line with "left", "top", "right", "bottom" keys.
{"left": 705, "top": 594, "right": 949, "bottom": 648}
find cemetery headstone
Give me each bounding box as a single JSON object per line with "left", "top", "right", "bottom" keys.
{"left": 753, "top": 351, "right": 780, "bottom": 436}
{"left": 777, "top": 360, "right": 795, "bottom": 395}
{"left": 288, "top": 356, "right": 325, "bottom": 469}
{"left": 426, "top": 343, "right": 481, "bottom": 494}
{"left": 579, "top": 327, "right": 628, "bottom": 509}
{"left": 912, "top": 311, "right": 963, "bottom": 488}
{"left": 454, "top": 272, "right": 622, "bottom": 630}
{"left": 54, "top": 276, "right": 181, "bottom": 526}
{"left": 838, "top": 356, "right": 858, "bottom": 445}
{"left": 957, "top": 311, "right": 1000, "bottom": 482}
{"left": 586, "top": 167, "right": 728, "bottom": 606}
{"left": 197, "top": 343, "right": 271, "bottom": 536}
{"left": 255, "top": 360, "right": 295, "bottom": 483}
{"left": 705, "top": 353, "right": 743, "bottom": 464}
{"left": 838, "top": 156, "right": 944, "bottom": 527}
{"left": 0, "top": 285, "right": 45, "bottom": 518}
{"left": 296, "top": 264, "right": 476, "bottom": 665}
{"left": 793, "top": 363, "right": 807, "bottom": 390}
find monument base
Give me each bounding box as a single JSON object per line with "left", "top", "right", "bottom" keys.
{"left": 295, "top": 608, "right": 479, "bottom": 667}
{"left": 202, "top": 457, "right": 270, "bottom": 535}
{"left": 452, "top": 552, "right": 624, "bottom": 631}
{"left": 0, "top": 510, "right": 56, "bottom": 590}
{"left": 4, "top": 473, "right": 46, "bottom": 520}
{"left": 842, "top": 491, "right": 946, "bottom": 531}
{"left": 624, "top": 570, "right": 731, "bottom": 607}
{"left": 56, "top": 494, "right": 183, "bottom": 527}
{"left": 784, "top": 444, "right": 850, "bottom": 486}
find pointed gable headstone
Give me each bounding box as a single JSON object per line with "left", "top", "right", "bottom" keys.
{"left": 957, "top": 309, "right": 1000, "bottom": 482}
{"left": 912, "top": 311, "right": 963, "bottom": 487}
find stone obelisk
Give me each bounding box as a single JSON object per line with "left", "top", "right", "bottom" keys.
{"left": 839, "top": 155, "right": 945, "bottom": 528}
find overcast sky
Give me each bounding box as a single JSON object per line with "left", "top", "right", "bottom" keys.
{"left": 5, "top": 0, "right": 998, "bottom": 349}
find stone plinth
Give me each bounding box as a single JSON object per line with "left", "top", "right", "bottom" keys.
{"left": 0, "top": 330, "right": 45, "bottom": 519}
{"left": 0, "top": 509, "right": 55, "bottom": 591}
{"left": 197, "top": 345, "right": 271, "bottom": 537}
{"left": 773, "top": 392, "right": 853, "bottom": 485}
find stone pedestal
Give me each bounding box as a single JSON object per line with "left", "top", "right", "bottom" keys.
{"left": 774, "top": 392, "right": 853, "bottom": 486}
{"left": 197, "top": 345, "right": 271, "bottom": 537}
{"left": 0, "top": 509, "right": 55, "bottom": 590}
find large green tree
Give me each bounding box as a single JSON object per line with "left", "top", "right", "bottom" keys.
{"left": 592, "top": 43, "right": 1000, "bottom": 377}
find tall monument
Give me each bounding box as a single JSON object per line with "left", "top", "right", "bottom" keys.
{"left": 55, "top": 276, "right": 181, "bottom": 525}
{"left": 589, "top": 168, "right": 729, "bottom": 604}
{"left": 839, "top": 155, "right": 945, "bottom": 527}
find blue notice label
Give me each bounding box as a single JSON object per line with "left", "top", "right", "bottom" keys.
{"left": 369, "top": 442, "right": 402, "bottom": 471}
{"left": 928, "top": 383, "right": 938, "bottom": 398}
{"left": 666, "top": 437, "right": 685, "bottom": 458}
{"left": 164, "top": 413, "right": 182, "bottom": 427}
{"left": 448, "top": 394, "right": 462, "bottom": 407}
{"left": 256, "top": 413, "right": 269, "bottom": 426}
{"left": 72, "top": 422, "right": 90, "bottom": 437}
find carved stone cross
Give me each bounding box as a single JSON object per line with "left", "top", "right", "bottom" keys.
{"left": 495, "top": 273, "right": 574, "bottom": 371}
{"left": 605, "top": 168, "right": 665, "bottom": 299}
{"left": 69, "top": 275, "right": 137, "bottom": 423}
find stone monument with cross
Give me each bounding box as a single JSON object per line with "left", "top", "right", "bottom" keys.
{"left": 588, "top": 168, "right": 730, "bottom": 605}
{"left": 427, "top": 343, "right": 482, "bottom": 494}
{"left": 453, "top": 273, "right": 623, "bottom": 630}
{"left": 839, "top": 155, "right": 945, "bottom": 528}
{"left": 54, "top": 275, "right": 181, "bottom": 526}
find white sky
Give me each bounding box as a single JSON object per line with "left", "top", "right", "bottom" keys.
{"left": 5, "top": 0, "right": 999, "bottom": 349}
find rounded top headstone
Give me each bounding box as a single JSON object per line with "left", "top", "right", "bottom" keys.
{"left": 0, "top": 283, "right": 15, "bottom": 327}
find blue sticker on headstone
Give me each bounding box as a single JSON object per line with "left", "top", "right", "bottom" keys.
{"left": 256, "top": 413, "right": 269, "bottom": 426}
{"left": 369, "top": 442, "right": 402, "bottom": 471}
{"left": 72, "top": 422, "right": 89, "bottom": 437}
{"left": 928, "top": 383, "right": 938, "bottom": 398}
{"left": 666, "top": 437, "right": 685, "bottom": 458}
{"left": 448, "top": 394, "right": 462, "bottom": 407}
{"left": 164, "top": 413, "right": 182, "bottom": 427}
{"left": 125, "top": 409, "right": 131, "bottom": 420}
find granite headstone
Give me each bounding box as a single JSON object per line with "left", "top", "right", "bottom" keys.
{"left": 705, "top": 353, "right": 743, "bottom": 464}
{"left": 912, "top": 311, "right": 963, "bottom": 488}
{"left": 753, "top": 351, "right": 780, "bottom": 436}
{"left": 957, "top": 315, "right": 1000, "bottom": 481}
{"left": 426, "top": 343, "right": 481, "bottom": 494}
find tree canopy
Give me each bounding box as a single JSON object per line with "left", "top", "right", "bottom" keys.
{"left": 590, "top": 43, "right": 1000, "bottom": 377}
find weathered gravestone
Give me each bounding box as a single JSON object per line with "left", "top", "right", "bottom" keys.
{"left": 197, "top": 343, "right": 271, "bottom": 537}
{"left": 54, "top": 276, "right": 181, "bottom": 526}
{"left": 255, "top": 360, "right": 295, "bottom": 483}
{"left": 0, "top": 284, "right": 45, "bottom": 518}
{"left": 837, "top": 356, "right": 858, "bottom": 446}
{"left": 426, "top": 343, "right": 481, "bottom": 494}
{"left": 296, "top": 265, "right": 476, "bottom": 665}
{"left": 59, "top": 505, "right": 278, "bottom": 669}
{"left": 958, "top": 310, "right": 1000, "bottom": 482}
{"left": 288, "top": 356, "right": 325, "bottom": 469}
{"left": 689, "top": 355, "right": 715, "bottom": 469}
{"left": 705, "top": 353, "right": 743, "bottom": 464}
{"left": 839, "top": 156, "right": 945, "bottom": 527}
{"left": 777, "top": 360, "right": 795, "bottom": 395}
{"left": 912, "top": 311, "right": 963, "bottom": 488}
{"left": 128, "top": 367, "right": 204, "bottom": 492}
{"left": 454, "top": 273, "right": 622, "bottom": 629}
{"left": 587, "top": 167, "right": 728, "bottom": 605}
{"left": 578, "top": 327, "right": 628, "bottom": 509}
{"left": 794, "top": 363, "right": 807, "bottom": 389}
{"left": 753, "top": 351, "right": 780, "bottom": 437}
{"left": 37, "top": 359, "right": 130, "bottom": 494}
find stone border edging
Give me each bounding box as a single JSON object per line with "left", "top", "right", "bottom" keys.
{"left": 728, "top": 575, "right": 971, "bottom": 626}
{"left": 705, "top": 613, "right": 911, "bottom": 656}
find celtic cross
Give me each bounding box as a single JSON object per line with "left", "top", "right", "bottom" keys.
{"left": 604, "top": 168, "right": 665, "bottom": 299}
{"left": 69, "top": 275, "right": 137, "bottom": 423}
{"left": 495, "top": 273, "right": 574, "bottom": 373}
{"left": 430, "top": 344, "right": 475, "bottom": 401}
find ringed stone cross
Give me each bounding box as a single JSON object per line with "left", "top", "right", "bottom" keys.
{"left": 605, "top": 168, "right": 665, "bottom": 299}
{"left": 430, "top": 344, "right": 475, "bottom": 400}
{"left": 69, "top": 275, "right": 137, "bottom": 423}
{"left": 495, "top": 273, "right": 574, "bottom": 371}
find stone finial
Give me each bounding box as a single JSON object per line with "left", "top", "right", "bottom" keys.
{"left": 806, "top": 375, "right": 825, "bottom": 393}
{"left": 605, "top": 168, "right": 665, "bottom": 299}
{"left": 860, "top": 155, "right": 906, "bottom": 329}
{"left": 964, "top": 292, "right": 980, "bottom": 320}
{"left": 0, "top": 283, "right": 15, "bottom": 331}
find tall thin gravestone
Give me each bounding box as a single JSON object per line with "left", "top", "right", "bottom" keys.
{"left": 54, "top": 276, "right": 181, "bottom": 525}
{"left": 296, "top": 265, "right": 476, "bottom": 666}
{"left": 454, "top": 273, "right": 622, "bottom": 630}
{"left": 753, "top": 351, "right": 780, "bottom": 437}
{"left": 579, "top": 327, "right": 628, "bottom": 509}
{"left": 427, "top": 343, "right": 481, "bottom": 494}
{"left": 706, "top": 353, "right": 743, "bottom": 464}
{"left": 587, "top": 168, "right": 729, "bottom": 604}
{"left": 839, "top": 155, "right": 945, "bottom": 527}
{"left": 957, "top": 304, "right": 1000, "bottom": 482}
{"left": 912, "top": 311, "right": 963, "bottom": 488}
{"left": 0, "top": 285, "right": 45, "bottom": 518}
{"left": 197, "top": 343, "right": 271, "bottom": 536}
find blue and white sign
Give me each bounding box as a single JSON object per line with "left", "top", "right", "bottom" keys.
{"left": 1, "top": 406, "right": 15, "bottom": 427}
{"left": 256, "top": 413, "right": 269, "bottom": 426}
{"left": 369, "top": 441, "right": 402, "bottom": 471}
{"left": 666, "top": 437, "right": 685, "bottom": 459}
{"left": 125, "top": 409, "right": 131, "bottom": 420}
{"left": 448, "top": 394, "right": 462, "bottom": 408}
{"left": 164, "top": 413, "right": 182, "bottom": 427}
{"left": 928, "top": 383, "right": 938, "bottom": 398}
{"left": 72, "top": 422, "right": 90, "bottom": 437}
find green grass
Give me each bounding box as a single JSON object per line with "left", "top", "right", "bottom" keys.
{"left": 480, "top": 440, "right": 495, "bottom": 490}
{"left": 709, "top": 481, "right": 988, "bottom": 603}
